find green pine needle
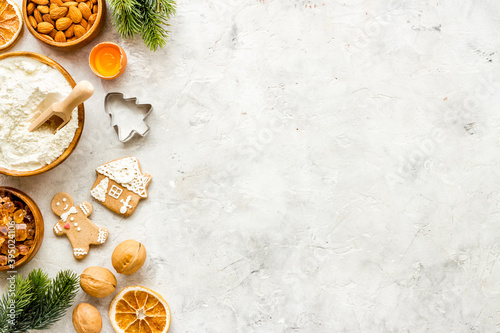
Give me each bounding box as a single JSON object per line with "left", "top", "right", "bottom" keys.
{"left": 109, "top": 0, "right": 142, "bottom": 38}
{"left": 109, "top": 0, "right": 176, "bottom": 51}
{"left": 0, "top": 269, "right": 79, "bottom": 333}
{"left": 0, "top": 275, "right": 33, "bottom": 333}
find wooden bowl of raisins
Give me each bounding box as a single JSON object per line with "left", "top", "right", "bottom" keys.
{"left": 0, "top": 187, "right": 44, "bottom": 271}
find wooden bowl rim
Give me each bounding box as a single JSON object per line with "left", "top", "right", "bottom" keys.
{"left": 22, "top": 0, "right": 105, "bottom": 49}
{"left": 0, "top": 52, "right": 85, "bottom": 177}
{"left": 0, "top": 186, "right": 44, "bottom": 271}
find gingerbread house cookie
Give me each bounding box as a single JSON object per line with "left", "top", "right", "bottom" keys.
{"left": 52, "top": 192, "right": 108, "bottom": 260}
{"left": 90, "top": 156, "right": 151, "bottom": 217}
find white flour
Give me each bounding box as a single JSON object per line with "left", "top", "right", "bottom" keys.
{"left": 0, "top": 56, "right": 79, "bottom": 171}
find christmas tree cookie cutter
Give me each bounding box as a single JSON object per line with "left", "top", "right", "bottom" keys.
{"left": 104, "top": 92, "right": 153, "bottom": 143}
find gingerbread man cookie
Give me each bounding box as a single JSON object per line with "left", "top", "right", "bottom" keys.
{"left": 90, "top": 156, "right": 151, "bottom": 217}
{"left": 52, "top": 192, "right": 108, "bottom": 260}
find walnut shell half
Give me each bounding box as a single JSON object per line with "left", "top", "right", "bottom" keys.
{"left": 111, "top": 240, "right": 146, "bottom": 275}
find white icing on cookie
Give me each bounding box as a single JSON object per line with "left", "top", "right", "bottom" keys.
{"left": 61, "top": 206, "right": 78, "bottom": 222}
{"left": 90, "top": 177, "right": 108, "bottom": 202}
{"left": 95, "top": 157, "right": 151, "bottom": 198}
{"left": 97, "top": 228, "right": 107, "bottom": 244}
{"left": 119, "top": 195, "right": 132, "bottom": 214}
{"left": 79, "top": 203, "right": 90, "bottom": 215}
{"left": 73, "top": 248, "right": 87, "bottom": 257}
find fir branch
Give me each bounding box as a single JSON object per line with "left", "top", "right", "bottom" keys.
{"left": 141, "top": 2, "right": 169, "bottom": 51}
{"left": 109, "top": 0, "right": 142, "bottom": 38}
{"left": 110, "top": 0, "right": 176, "bottom": 51}
{"left": 158, "top": 0, "right": 176, "bottom": 17}
{"left": 0, "top": 269, "right": 79, "bottom": 333}
{"left": 27, "top": 270, "right": 79, "bottom": 331}
{"left": 0, "top": 275, "right": 33, "bottom": 333}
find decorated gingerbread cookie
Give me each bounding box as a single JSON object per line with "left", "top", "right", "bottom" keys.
{"left": 52, "top": 192, "right": 108, "bottom": 260}
{"left": 90, "top": 156, "right": 152, "bottom": 217}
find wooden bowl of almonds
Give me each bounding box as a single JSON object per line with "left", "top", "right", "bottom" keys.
{"left": 0, "top": 187, "right": 44, "bottom": 271}
{"left": 22, "top": 0, "right": 105, "bottom": 51}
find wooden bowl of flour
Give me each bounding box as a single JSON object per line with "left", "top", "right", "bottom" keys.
{"left": 0, "top": 52, "right": 84, "bottom": 177}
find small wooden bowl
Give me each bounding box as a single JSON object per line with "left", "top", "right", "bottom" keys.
{"left": 0, "top": 52, "right": 85, "bottom": 177}
{"left": 0, "top": 187, "right": 44, "bottom": 271}
{"left": 89, "top": 42, "right": 127, "bottom": 80}
{"left": 22, "top": 0, "right": 106, "bottom": 51}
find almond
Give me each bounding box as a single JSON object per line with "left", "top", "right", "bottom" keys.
{"left": 80, "top": 18, "right": 87, "bottom": 29}
{"left": 27, "top": 2, "right": 36, "bottom": 15}
{"left": 68, "top": 5, "right": 82, "bottom": 23}
{"left": 28, "top": 15, "right": 38, "bottom": 29}
{"left": 50, "top": 0, "right": 63, "bottom": 5}
{"left": 61, "top": 1, "right": 77, "bottom": 7}
{"left": 37, "top": 21, "right": 54, "bottom": 34}
{"left": 42, "top": 14, "right": 54, "bottom": 25}
{"left": 73, "top": 24, "right": 86, "bottom": 38}
{"left": 31, "top": 0, "right": 49, "bottom": 5}
{"left": 87, "top": 14, "right": 97, "bottom": 24}
{"left": 49, "top": 29, "right": 57, "bottom": 38}
{"left": 50, "top": 6, "right": 67, "bottom": 20}
{"left": 68, "top": 36, "right": 77, "bottom": 42}
{"left": 37, "top": 5, "right": 49, "bottom": 13}
{"left": 87, "top": 13, "right": 96, "bottom": 26}
{"left": 92, "top": 4, "right": 97, "bottom": 14}
{"left": 85, "top": 1, "right": 92, "bottom": 10}
{"left": 54, "top": 31, "right": 66, "bottom": 42}
{"left": 34, "top": 9, "right": 42, "bottom": 23}
{"left": 49, "top": 3, "right": 58, "bottom": 11}
{"left": 40, "top": 34, "right": 54, "bottom": 41}
{"left": 91, "top": 0, "right": 96, "bottom": 4}
{"left": 78, "top": 2, "right": 91, "bottom": 20}
{"left": 64, "top": 23, "right": 74, "bottom": 37}
{"left": 55, "top": 17, "right": 72, "bottom": 30}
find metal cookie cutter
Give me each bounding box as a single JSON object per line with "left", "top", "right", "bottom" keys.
{"left": 104, "top": 92, "right": 153, "bottom": 142}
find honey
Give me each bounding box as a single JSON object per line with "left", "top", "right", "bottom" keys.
{"left": 94, "top": 46, "right": 121, "bottom": 77}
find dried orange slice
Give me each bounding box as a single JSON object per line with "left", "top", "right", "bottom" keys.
{"left": 0, "top": 0, "right": 22, "bottom": 51}
{"left": 110, "top": 286, "right": 171, "bottom": 333}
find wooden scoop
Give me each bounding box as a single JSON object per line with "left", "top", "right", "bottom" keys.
{"left": 28, "top": 81, "right": 94, "bottom": 133}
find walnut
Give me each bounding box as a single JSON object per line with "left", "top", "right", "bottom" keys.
{"left": 80, "top": 266, "right": 116, "bottom": 298}
{"left": 111, "top": 240, "right": 146, "bottom": 275}
{"left": 72, "top": 303, "right": 102, "bottom": 333}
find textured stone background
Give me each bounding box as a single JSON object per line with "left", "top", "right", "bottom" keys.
{"left": 1, "top": 0, "right": 500, "bottom": 332}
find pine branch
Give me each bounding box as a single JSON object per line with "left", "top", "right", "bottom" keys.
{"left": 141, "top": 3, "right": 168, "bottom": 51}
{"left": 29, "top": 270, "right": 79, "bottom": 330}
{"left": 158, "top": 0, "right": 176, "bottom": 17}
{"left": 109, "top": 0, "right": 142, "bottom": 38}
{"left": 0, "top": 275, "right": 33, "bottom": 333}
{"left": 0, "top": 269, "right": 79, "bottom": 333}
{"left": 110, "top": 0, "right": 176, "bottom": 51}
